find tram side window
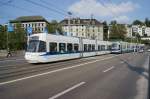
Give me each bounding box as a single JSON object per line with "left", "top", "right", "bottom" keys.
{"left": 98, "top": 45, "right": 101, "bottom": 51}
{"left": 108, "top": 45, "right": 111, "bottom": 50}
{"left": 49, "top": 42, "right": 57, "bottom": 53}
{"left": 59, "top": 43, "right": 66, "bottom": 53}
{"left": 118, "top": 45, "right": 121, "bottom": 50}
{"left": 92, "top": 44, "right": 95, "bottom": 51}
{"left": 38, "top": 41, "right": 46, "bottom": 52}
{"left": 67, "top": 43, "right": 73, "bottom": 53}
{"left": 84, "top": 44, "right": 88, "bottom": 52}
{"left": 88, "top": 44, "right": 91, "bottom": 52}
{"left": 101, "top": 45, "right": 105, "bottom": 51}
{"left": 74, "top": 44, "right": 79, "bottom": 52}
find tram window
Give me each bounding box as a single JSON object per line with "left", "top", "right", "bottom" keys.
{"left": 108, "top": 45, "right": 111, "bottom": 50}
{"left": 74, "top": 44, "right": 79, "bottom": 52}
{"left": 92, "top": 44, "right": 95, "bottom": 51}
{"left": 119, "top": 45, "right": 121, "bottom": 50}
{"left": 84, "top": 44, "right": 88, "bottom": 52}
{"left": 27, "top": 40, "right": 39, "bottom": 52}
{"left": 88, "top": 44, "right": 91, "bottom": 51}
{"left": 98, "top": 45, "right": 101, "bottom": 51}
{"left": 49, "top": 42, "right": 57, "bottom": 53}
{"left": 67, "top": 43, "right": 73, "bottom": 52}
{"left": 59, "top": 43, "right": 66, "bottom": 53}
{"left": 101, "top": 45, "right": 105, "bottom": 51}
{"left": 38, "top": 41, "right": 46, "bottom": 52}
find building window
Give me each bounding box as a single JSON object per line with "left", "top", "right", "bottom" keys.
{"left": 42, "top": 23, "right": 44, "bottom": 26}
{"left": 93, "top": 29, "right": 95, "bottom": 32}
{"left": 76, "top": 28, "right": 78, "bottom": 32}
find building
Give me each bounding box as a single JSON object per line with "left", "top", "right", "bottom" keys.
{"left": 131, "top": 25, "right": 146, "bottom": 37}
{"left": 60, "top": 18, "right": 103, "bottom": 40}
{"left": 10, "top": 16, "right": 48, "bottom": 33}
{"left": 126, "top": 25, "right": 133, "bottom": 38}
{"left": 145, "top": 27, "right": 150, "bottom": 36}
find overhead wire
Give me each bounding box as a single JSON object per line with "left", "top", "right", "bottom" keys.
{"left": 24, "top": 0, "right": 68, "bottom": 16}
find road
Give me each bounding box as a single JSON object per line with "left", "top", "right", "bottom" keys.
{"left": 0, "top": 52, "right": 149, "bottom": 99}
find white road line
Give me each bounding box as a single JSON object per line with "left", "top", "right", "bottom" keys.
{"left": 48, "top": 82, "right": 85, "bottom": 99}
{"left": 0, "top": 55, "right": 118, "bottom": 86}
{"left": 103, "top": 66, "right": 115, "bottom": 73}
{"left": 120, "top": 61, "right": 124, "bottom": 64}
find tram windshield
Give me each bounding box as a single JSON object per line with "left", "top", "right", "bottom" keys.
{"left": 27, "top": 40, "right": 46, "bottom": 52}
{"left": 111, "top": 43, "right": 120, "bottom": 50}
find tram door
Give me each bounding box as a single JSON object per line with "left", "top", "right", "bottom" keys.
{"left": 79, "top": 37, "right": 83, "bottom": 57}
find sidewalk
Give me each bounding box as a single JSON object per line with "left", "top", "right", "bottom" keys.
{"left": 0, "top": 50, "right": 25, "bottom": 61}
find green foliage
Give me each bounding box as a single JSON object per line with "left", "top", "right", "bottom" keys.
{"left": 141, "top": 39, "right": 150, "bottom": 45}
{"left": 0, "top": 25, "right": 7, "bottom": 49}
{"left": 145, "top": 18, "right": 150, "bottom": 27}
{"left": 47, "top": 20, "right": 63, "bottom": 34}
{"left": 0, "top": 23, "right": 26, "bottom": 50}
{"left": 109, "top": 24, "right": 127, "bottom": 41}
{"left": 103, "top": 21, "right": 108, "bottom": 40}
{"left": 132, "top": 20, "right": 144, "bottom": 25}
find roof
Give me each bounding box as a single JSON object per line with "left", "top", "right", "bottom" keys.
{"left": 60, "top": 18, "right": 103, "bottom": 26}
{"left": 10, "top": 16, "right": 48, "bottom": 23}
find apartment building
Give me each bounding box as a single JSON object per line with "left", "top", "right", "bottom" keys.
{"left": 10, "top": 16, "right": 48, "bottom": 33}
{"left": 60, "top": 18, "right": 103, "bottom": 40}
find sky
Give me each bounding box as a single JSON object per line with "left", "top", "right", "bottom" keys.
{"left": 0, "top": 0, "right": 150, "bottom": 24}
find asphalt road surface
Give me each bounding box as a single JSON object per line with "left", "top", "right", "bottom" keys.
{"left": 0, "top": 52, "right": 149, "bottom": 99}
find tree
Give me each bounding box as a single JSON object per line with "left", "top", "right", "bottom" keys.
{"left": 109, "top": 24, "right": 127, "bottom": 41}
{"left": 145, "top": 18, "right": 150, "bottom": 27}
{"left": 110, "top": 20, "right": 117, "bottom": 25}
{"left": 132, "top": 20, "right": 144, "bottom": 25}
{"left": 103, "top": 21, "right": 108, "bottom": 40}
{"left": 8, "top": 23, "right": 26, "bottom": 51}
{"left": 0, "top": 25, "right": 7, "bottom": 49}
{"left": 47, "top": 20, "right": 62, "bottom": 34}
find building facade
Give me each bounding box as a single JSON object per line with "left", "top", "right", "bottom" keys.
{"left": 60, "top": 18, "right": 103, "bottom": 40}
{"left": 10, "top": 16, "right": 48, "bottom": 33}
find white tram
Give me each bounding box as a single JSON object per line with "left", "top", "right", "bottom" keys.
{"left": 25, "top": 33, "right": 112, "bottom": 63}
{"left": 111, "top": 41, "right": 144, "bottom": 54}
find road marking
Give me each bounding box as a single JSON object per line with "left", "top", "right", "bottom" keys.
{"left": 0, "top": 55, "right": 118, "bottom": 86}
{"left": 120, "top": 61, "right": 124, "bottom": 64}
{"left": 48, "top": 82, "right": 85, "bottom": 99}
{"left": 103, "top": 66, "right": 114, "bottom": 73}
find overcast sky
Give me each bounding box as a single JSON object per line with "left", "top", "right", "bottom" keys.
{"left": 0, "top": 0, "right": 150, "bottom": 24}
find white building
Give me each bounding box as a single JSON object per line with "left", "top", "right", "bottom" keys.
{"left": 132, "top": 25, "right": 150, "bottom": 37}
{"left": 145, "top": 27, "right": 150, "bottom": 36}
{"left": 10, "top": 16, "right": 48, "bottom": 33}
{"left": 60, "top": 18, "right": 103, "bottom": 40}
{"left": 125, "top": 25, "right": 133, "bottom": 38}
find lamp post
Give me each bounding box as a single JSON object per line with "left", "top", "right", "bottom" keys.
{"left": 67, "top": 12, "right": 72, "bottom": 36}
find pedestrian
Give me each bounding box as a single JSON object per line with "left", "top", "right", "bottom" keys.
{"left": 6, "top": 48, "right": 12, "bottom": 58}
